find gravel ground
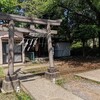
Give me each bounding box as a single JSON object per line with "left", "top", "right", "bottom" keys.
{"left": 55, "top": 57, "right": 100, "bottom": 100}
{"left": 57, "top": 57, "right": 100, "bottom": 100}
{"left": 63, "top": 77, "right": 100, "bottom": 100}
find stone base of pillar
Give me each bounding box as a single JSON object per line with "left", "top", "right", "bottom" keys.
{"left": 45, "top": 67, "right": 59, "bottom": 81}
{"left": 1, "top": 74, "right": 20, "bottom": 93}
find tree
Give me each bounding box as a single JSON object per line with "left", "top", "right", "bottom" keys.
{"left": 21, "top": 0, "right": 64, "bottom": 19}
{"left": 73, "top": 24, "right": 98, "bottom": 56}
{"left": 57, "top": 0, "right": 100, "bottom": 49}
{"left": 0, "top": 0, "right": 19, "bottom": 14}
{"left": 21, "top": 0, "right": 100, "bottom": 56}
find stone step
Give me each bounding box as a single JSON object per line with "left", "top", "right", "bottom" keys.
{"left": 75, "top": 69, "right": 100, "bottom": 83}
{"left": 18, "top": 73, "right": 42, "bottom": 82}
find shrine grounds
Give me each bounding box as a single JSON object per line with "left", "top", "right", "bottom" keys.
{"left": 0, "top": 57, "right": 100, "bottom": 100}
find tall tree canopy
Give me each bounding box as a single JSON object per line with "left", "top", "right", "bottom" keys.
{"left": 21, "top": 0, "right": 100, "bottom": 20}
{"left": 21, "top": 0, "right": 64, "bottom": 18}
{"left": 0, "top": 0, "right": 19, "bottom": 13}
{"left": 0, "top": 0, "right": 100, "bottom": 56}
{"left": 22, "top": 0, "right": 100, "bottom": 42}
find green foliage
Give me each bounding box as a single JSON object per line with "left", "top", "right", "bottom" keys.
{"left": 92, "top": 0, "right": 100, "bottom": 10}
{"left": 21, "top": 0, "right": 64, "bottom": 18}
{"left": 71, "top": 41, "right": 82, "bottom": 49}
{"left": 73, "top": 24, "right": 98, "bottom": 42}
{"left": 21, "top": 0, "right": 100, "bottom": 41}
{"left": 16, "top": 91, "right": 32, "bottom": 100}
{"left": 0, "top": 67, "right": 5, "bottom": 78}
{"left": 0, "top": 0, "right": 18, "bottom": 13}
{"left": 0, "top": 91, "right": 33, "bottom": 100}
{"left": 56, "top": 78, "right": 66, "bottom": 86}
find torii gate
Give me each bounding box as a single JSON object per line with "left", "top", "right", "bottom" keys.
{"left": 0, "top": 13, "right": 62, "bottom": 92}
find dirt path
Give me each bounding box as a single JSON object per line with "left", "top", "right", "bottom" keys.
{"left": 63, "top": 77, "right": 100, "bottom": 100}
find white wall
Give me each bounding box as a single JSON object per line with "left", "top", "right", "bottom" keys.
{"left": 54, "top": 42, "right": 70, "bottom": 57}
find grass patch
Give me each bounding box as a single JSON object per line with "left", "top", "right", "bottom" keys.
{"left": 56, "top": 78, "right": 66, "bottom": 86}
{"left": 0, "top": 67, "right": 5, "bottom": 78}
{"left": 16, "top": 91, "right": 33, "bottom": 100}
{"left": 0, "top": 91, "right": 34, "bottom": 100}
{"left": 32, "top": 67, "right": 47, "bottom": 74}
{"left": 23, "top": 66, "right": 47, "bottom": 74}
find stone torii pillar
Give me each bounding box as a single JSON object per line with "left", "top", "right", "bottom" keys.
{"left": 2, "top": 20, "right": 20, "bottom": 93}
{"left": 8, "top": 20, "right": 14, "bottom": 75}
{"left": 45, "top": 23, "right": 59, "bottom": 82}
{"left": 47, "top": 23, "right": 54, "bottom": 68}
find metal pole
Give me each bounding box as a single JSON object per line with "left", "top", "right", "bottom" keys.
{"left": 8, "top": 20, "right": 14, "bottom": 75}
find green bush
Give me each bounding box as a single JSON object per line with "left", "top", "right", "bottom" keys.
{"left": 56, "top": 78, "right": 65, "bottom": 86}
{"left": 16, "top": 91, "right": 33, "bottom": 100}
{"left": 71, "top": 41, "right": 82, "bottom": 49}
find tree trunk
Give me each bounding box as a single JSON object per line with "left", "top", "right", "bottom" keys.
{"left": 96, "top": 13, "right": 100, "bottom": 55}
{"left": 98, "top": 26, "right": 100, "bottom": 55}
{"left": 82, "top": 40, "right": 85, "bottom": 57}
{"left": 93, "top": 38, "right": 96, "bottom": 48}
